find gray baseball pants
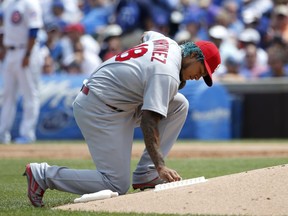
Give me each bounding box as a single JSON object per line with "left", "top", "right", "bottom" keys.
{"left": 30, "top": 90, "right": 188, "bottom": 195}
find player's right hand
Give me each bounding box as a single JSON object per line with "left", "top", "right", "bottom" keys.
{"left": 157, "top": 165, "right": 182, "bottom": 182}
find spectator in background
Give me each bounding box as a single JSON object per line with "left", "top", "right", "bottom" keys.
{"left": 241, "top": 0, "right": 272, "bottom": 48}
{"left": 241, "top": 8, "right": 262, "bottom": 29}
{"left": 42, "top": 22, "right": 63, "bottom": 73}
{"left": 42, "top": 0, "right": 82, "bottom": 27}
{"left": 237, "top": 28, "right": 268, "bottom": 65}
{"left": 115, "top": 0, "right": 151, "bottom": 49}
{"left": 62, "top": 42, "right": 83, "bottom": 74}
{"left": 80, "top": 0, "right": 114, "bottom": 37}
{"left": 197, "top": 0, "right": 221, "bottom": 28}
{"left": 44, "top": 0, "right": 68, "bottom": 31}
{"left": 61, "top": 0, "right": 83, "bottom": 23}
{"left": 267, "top": 35, "right": 288, "bottom": 69}
{"left": 268, "top": 4, "right": 288, "bottom": 43}
{"left": 218, "top": 56, "right": 246, "bottom": 82}
{"left": 173, "top": 29, "right": 192, "bottom": 44}
{"left": 221, "top": 0, "right": 244, "bottom": 37}
{"left": 61, "top": 23, "right": 102, "bottom": 75}
{"left": 99, "top": 24, "right": 123, "bottom": 61}
{"left": 61, "top": 23, "right": 100, "bottom": 59}
{"left": 241, "top": 0, "right": 273, "bottom": 21}
{"left": 150, "top": 6, "right": 171, "bottom": 37}
{"left": 214, "top": 7, "right": 232, "bottom": 27}
{"left": 181, "top": 11, "right": 209, "bottom": 41}
{"left": 239, "top": 43, "right": 268, "bottom": 79}
{"left": 42, "top": 54, "right": 55, "bottom": 75}
{"left": 260, "top": 45, "right": 288, "bottom": 77}
{"left": 208, "top": 25, "right": 241, "bottom": 76}
{"left": 147, "top": 0, "right": 180, "bottom": 37}
{"left": 169, "top": 10, "right": 184, "bottom": 38}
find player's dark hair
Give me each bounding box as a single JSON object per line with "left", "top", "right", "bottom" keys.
{"left": 180, "top": 42, "right": 204, "bottom": 62}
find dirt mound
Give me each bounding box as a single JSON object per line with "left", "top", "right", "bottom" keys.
{"left": 56, "top": 164, "right": 288, "bottom": 216}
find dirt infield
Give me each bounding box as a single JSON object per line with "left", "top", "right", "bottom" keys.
{"left": 1, "top": 141, "right": 288, "bottom": 215}
{"left": 1, "top": 141, "right": 288, "bottom": 159}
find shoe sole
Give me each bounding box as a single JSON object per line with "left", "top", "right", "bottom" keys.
{"left": 132, "top": 177, "right": 166, "bottom": 191}
{"left": 132, "top": 183, "right": 157, "bottom": 191}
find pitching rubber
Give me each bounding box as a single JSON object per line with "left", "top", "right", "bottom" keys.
{"left": 154, "top": 176, "right": 207, "bottom": 191}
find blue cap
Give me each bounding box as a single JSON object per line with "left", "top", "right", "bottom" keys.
{"left": 45, "top": 22, "right": 60, "bottom": 32}
{"left": 52, "top": 0, "right": 64, "bottom": 9}
{"left": 152, "top": 7, "right": 170, "bottom": 26}
{"left": 182, "top": 7, "right": 202, "bottom": 25}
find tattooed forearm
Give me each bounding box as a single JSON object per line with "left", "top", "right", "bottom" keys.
{"left": 140, "top": 110, "right": 165, "bottom": 169}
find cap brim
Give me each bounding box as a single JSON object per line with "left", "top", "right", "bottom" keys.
{"left": 203, "top": 60, "right": 213, "bottom": 87}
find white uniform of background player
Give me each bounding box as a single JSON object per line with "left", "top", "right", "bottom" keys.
{"left": 0, "top": 0, "right": 43, "bottom": 144}
{"left": 29, "top": 31, "right": 188, "bottom": 195}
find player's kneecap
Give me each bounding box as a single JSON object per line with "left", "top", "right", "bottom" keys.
{"left": 173, "top": 93, "right": 189, "bottom": 114}
{"left": 110, "top": 178, "right": 130, "bottom": 195}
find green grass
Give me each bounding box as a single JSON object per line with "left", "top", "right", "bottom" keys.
{"left": 1, "top": 156, "right": 288, "bottom": 216}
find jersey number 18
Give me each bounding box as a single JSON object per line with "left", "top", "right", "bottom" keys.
{"left": 115, "top": 44, "right": 148, "bottom": 62}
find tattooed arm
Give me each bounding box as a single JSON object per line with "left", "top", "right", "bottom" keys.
{"left": 140, "top": 110, "right": 181, "bottom": 182}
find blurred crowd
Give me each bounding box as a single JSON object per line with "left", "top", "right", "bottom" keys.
{"left": 0, "top": 0, "right": 288, "bottom": 81}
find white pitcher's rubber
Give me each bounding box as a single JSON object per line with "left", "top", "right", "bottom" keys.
{"left": 154, "top": 176, "right": 207, "bottom": 192}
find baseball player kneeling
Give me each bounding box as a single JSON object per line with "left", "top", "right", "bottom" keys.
{"left": 23, "top": 31, "right": 221, "bottom": 207}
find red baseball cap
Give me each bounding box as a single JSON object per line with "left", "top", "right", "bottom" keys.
{"left": 195, "top": 41, "right": 221, "bottom": 87}
{"left": 64, "top": 23, "right": 85, "bottom": 34}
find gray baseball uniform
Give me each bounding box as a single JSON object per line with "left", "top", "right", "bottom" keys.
{"left": 30, "top": 31, "right": 188, "bottom": 195}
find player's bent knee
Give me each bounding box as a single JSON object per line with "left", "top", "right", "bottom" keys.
{"left": 112, "top": 180, "right": 130, "bottom": 195}
{"left": 177, "top": 93, "right": 189, "bottom": 109}
{"left": 107, "top": 174, "right": 130, "bottom": 195}
{"left": 170, "top": 93, "right": 189, "bottom": 115}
